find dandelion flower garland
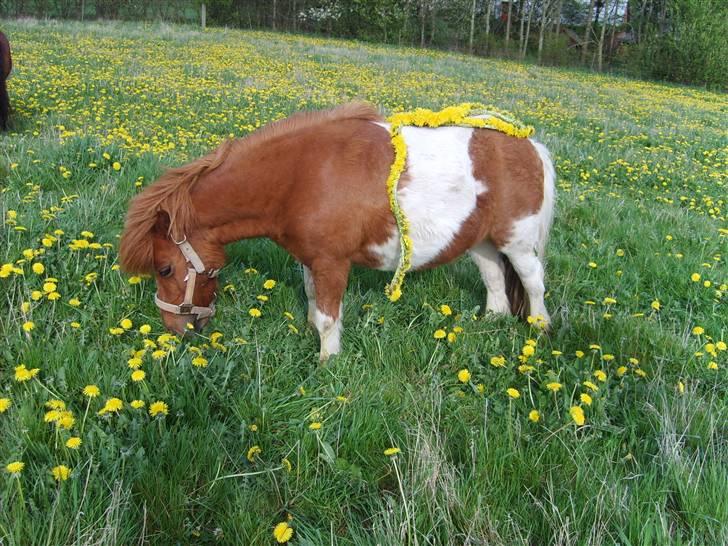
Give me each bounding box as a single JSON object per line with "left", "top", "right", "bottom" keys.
{"left": 384, "top": 103, "right": 534, "bottom": 301}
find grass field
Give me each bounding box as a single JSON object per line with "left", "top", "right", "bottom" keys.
{"left": 1, "top": 19, "right": 726, "bottom": 546}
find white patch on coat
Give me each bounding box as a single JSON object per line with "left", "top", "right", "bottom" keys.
{"left": 368, "top": 124, "right": 485, "bottom": 270}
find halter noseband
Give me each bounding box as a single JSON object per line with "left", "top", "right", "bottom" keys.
{"left": 154, "top": 235, "right": 220, "bottom": 321}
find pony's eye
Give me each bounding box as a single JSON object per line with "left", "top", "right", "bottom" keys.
{"left": 159, "top": 265, "right": 172, "bottom": 278}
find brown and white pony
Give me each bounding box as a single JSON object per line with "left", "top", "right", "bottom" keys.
{"left": 0, "top": 31, "right": 11, "bottom": 131}
{"left": 119, "top": 103, "right": 555, "bottom": 360}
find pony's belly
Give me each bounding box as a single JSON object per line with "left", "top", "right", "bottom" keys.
{"left": 368, "top": 125, "right": 486, "bottom": 271}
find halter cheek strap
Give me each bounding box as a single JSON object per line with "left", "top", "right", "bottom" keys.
{"left": 154, "top": 235, "right": 220, "bottom": 321}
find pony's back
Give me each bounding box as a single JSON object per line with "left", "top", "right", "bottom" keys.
{"left": 0, "top": 31, "right": 11, "bottom": 131}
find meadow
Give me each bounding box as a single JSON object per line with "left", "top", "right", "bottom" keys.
{"left": 0, "top": 19, "right": 726, "bottom": 545}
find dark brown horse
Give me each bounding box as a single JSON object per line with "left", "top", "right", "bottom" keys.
{"left": 0, "top": 31, "right": 11, "bottom": 131}
{"left": 120, "top": 103, "right": 555, "bottom": 360}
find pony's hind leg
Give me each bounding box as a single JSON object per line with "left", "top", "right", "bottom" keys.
{"left": 307, "top": 258, "right": 350, "bottom": 361}
{"left": 501, "top": 243, "right": 550, "bottom": 326}
{"left": 469, "top": 242, "right": 510, "bottom": 314}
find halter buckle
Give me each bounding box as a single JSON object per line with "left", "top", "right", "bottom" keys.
{"left": 178, "top": 303, "right": 194, "bottom": 314}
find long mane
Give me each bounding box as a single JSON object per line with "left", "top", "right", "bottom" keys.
{"left": 118, "top": 101, "right": 382, "bottom": 273}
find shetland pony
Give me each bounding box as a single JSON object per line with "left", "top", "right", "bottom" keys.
{"left": 0, "top": 31, "right": 11, "bottom": 131}
{"left": 119, "top": 103, "right": 555, "bottom": 360}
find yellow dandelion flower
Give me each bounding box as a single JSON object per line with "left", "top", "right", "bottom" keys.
{"left": 677, "top": 381, "right": 685, "bottom": 394}
{"left": 192, "top": 356, "right": 208, "bottom": 368}
{"left": 522, "top": 345, "right": 535, "bottom": 358}
{"left": 247, "top": 445, "right": 262, "bottom": 462}
{"left": 120, "top": 318, "right": 133, "bottom": 330}
{"left": 139, "top": 324, "right": 151, "bottom": 335}
{"left": 112, "top": 161, "right": 121, "bottom": 171}
{"left": 506, "top": 388, "right": 520, "bottom": 399}
{"left": 309, "top": 422, "right": 322, "bottom": 430}
{"left": 42, "top": 281, "right": 57, "bottom": 293}
{"left": 546, "top": 382, "right": 562, "bottom": 392}
{"left": 692, "top": 326, "right": 704, "bottom": 335}
{"left": 6, "top": 461, "right": 24, "bottom": 475}
{"left": 651, "top": 300, "right": 661, "bottom": 311}
{"left": 131, "top": 400, "right": 145, "bottom": 409}
{"left": 433, "top": 329, "right": 446, "bottom": 339}
{"left": 0, "top": 398, "right": 11, "bottom": 413}
{"left": 98, "top": 398, "right": 123, "bottom": 415}
{"left": 594, "top": 370, "right": 607, "bottom": 382}
{"left": 149, "top": 401, "right": 168, "bottom": 417}
{"left": 69, "top": 298, "right": 81, "bottom": 307}
{"left": 22, "top": 321, "right": 35, "bottom": 332}
{"left": 457, "top": 369, "right": 471, "bottom": 383}
{"left": 570, "top": 406, "right": 585, "bottom": 426}
{"left": 583, "top": 381, "right": 599, "bottom": 392}
{"left": 439, "top": 304, "right": 452, "bottom": 316}
{"left": 32, "top": 262, "right": 45, "bottom": 275}
{"left": 490, "top": 355, "right": 506, "bottom": 367}
{"left": 131, "top": 370, "right": 145, "bottom": 382}
{"left": 263, "top": 279, "right": 277, "bottom": 290}
{"left": 128, "top": 357, "right": 143, "bottom": 369}
{"left": 66, "top": 437, "right": 82, "bottom": 449}
{"left": 51, "top": 465, "right": 71, "bottom": 482}
{"left": 616, "top": 366, "right": 628, "bottom": 377}
{"left": 14, "top": 364, "right": 40, "bottom": 382}
{"left": 580, "top": 393, "right": 593, "bottom": 406}
{"left": 690, "top": 273, "right": 701, "bottom": 282}
{"left": 575, "top": 350, "right": 585, "bottom": 358}
{"left": 384, "top": 447, "right": 401, "bottom": 456}
{"left": 249, "top": 308, "right": 262, "bottom": 318}
{"left": 282, "top": 458, "right": 292, "bottom": 472}
{"left": 528, "top": 410, "right": 540, "bottom": 423}
{"left": 707, "top": 362, "right": 718, "bottom": 370}
{"left": 273, "top": 521, "right": 294, "bottom": 544}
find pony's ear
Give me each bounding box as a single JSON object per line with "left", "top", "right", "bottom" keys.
{"left": 152, "top": 210, "right": 171, "bottom": 237}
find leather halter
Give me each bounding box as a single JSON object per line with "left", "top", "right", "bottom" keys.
{"left": 154, "top": 235, "right": 220, "bottom": 321}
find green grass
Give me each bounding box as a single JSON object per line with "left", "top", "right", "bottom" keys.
{"left": 1, "top": 19, "right": 727, "bottom": 545}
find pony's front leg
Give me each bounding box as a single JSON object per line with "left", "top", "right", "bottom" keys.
{"left": 308, "top": 258, "right": 350, "bottom": 361}
{"left": 302, "top": 265, "right": 316, "bottom": 325}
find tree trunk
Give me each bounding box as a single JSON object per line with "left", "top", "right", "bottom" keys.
{"left": 430, "top": 2, "right": 437, "bottom": 44}
{"left": 200, "top": 3, "right": 206, "bottom": 29}
{"left": 272, "top": 0, "right": 277, "bottom": 30}
{"left": 469, "top": 0, "right": 477, "bottom": 53}
{"left": 597, "top": 0, "right": 611, "bottom": 71}
{"left": 505, "top": 0, "right": 513, "bottom": 50}
{"left": 485, "top": 0, "right": 492, "bottom": 53}
{"left": 553, "top": 0, "right": 563, "bottom": 35}
{"left": 420, "top": 1, "right": 426, "bottom": 47}
{"left": 581, "top": 0, "right": 596, "bottom": 63}
{"left": 537, "top": 0, "right": 550, "bottom": 63}
{"left": 522, "top": 0, "right": 536, "bottom": 59}
{"left": 519, "top": 0, "right": 527, "bottom": 56}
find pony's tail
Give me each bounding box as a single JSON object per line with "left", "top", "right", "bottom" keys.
{"left": 503, "top": 255, "right": 528, "bottom": 319}
{"left": 0, "top": 75, "right": 8, "bottom": 131}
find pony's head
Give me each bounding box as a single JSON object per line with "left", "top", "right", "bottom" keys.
{"left": 119, "top": 147, "right": 231, "bottom": 335}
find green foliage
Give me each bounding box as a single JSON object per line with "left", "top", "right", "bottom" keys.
{"left": 627, "top": 0, "right": 728, "bottom": 88}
